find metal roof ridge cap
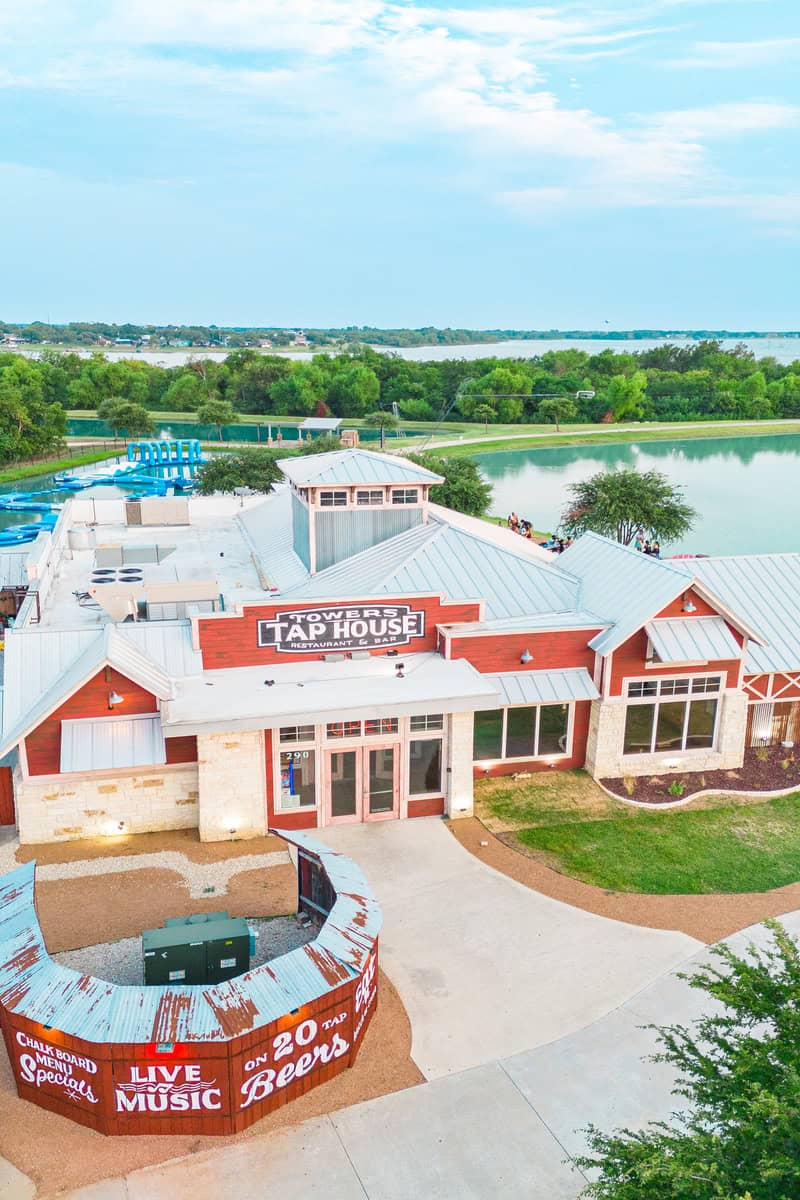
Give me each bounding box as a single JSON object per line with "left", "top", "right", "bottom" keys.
{"left": 685, "top": 576, "right": 769, "bottom": 646}
{"left": 571, "top": 531, "right": 695, "bottom": 579}
{"left": 430, "top": 513, "right": 579, "bottom": 579}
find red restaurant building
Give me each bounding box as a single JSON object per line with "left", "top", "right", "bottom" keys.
{"left": 0, "top": 448, "right": 798, "bottom": 843}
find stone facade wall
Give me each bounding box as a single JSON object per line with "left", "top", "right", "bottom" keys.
{"left": 197, "top": 729, "right": 267, "bottom": 841}
{"left": 16, "top": 764, "right": 199, "bottom": 844}
{"left": 586, "top": 690, "right": 748, "bottom": 779}
{"left": 446, "top": 712, "right": 475, "bottom": 818}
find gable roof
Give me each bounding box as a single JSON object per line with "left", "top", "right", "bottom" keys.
{"left": 558, "top": 532, "right": 765, "bottom": 657}
{"left": 277, "top": 448, "right": 443, "bottom": 487}
{"left": 687, "top": 554, "right": 800, "bottom": 674}
{"left": 0, "top": 623, "right": 199, "bottom": 760}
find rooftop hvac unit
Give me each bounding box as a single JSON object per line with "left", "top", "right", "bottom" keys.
{"left": 142, "top": 911, "right": 251, "bottom": 986}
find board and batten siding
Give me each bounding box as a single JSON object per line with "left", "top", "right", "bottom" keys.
{"left": 608, "top": 629, "right": 742, "bottom": 696}
{"left": 23, "top": 670, "right": 197, "bottom": 777}
{"left": 448, "top": 628, "right": 602, "bottom": 674}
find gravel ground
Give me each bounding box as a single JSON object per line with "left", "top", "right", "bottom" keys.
{"left": 54, "top": 915, "right": 317, "bottom": 985}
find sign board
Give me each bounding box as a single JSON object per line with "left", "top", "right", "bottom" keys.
{"left": 257, "top": 604, "right": 425, "bottom": 654}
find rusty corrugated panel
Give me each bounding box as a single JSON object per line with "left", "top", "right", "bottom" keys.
{"left": 0, "top": 831, "right": 381, "bottom": 1046}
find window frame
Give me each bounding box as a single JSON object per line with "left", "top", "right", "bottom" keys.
{"left": 408, "top": 736, "right": 444, "bottom": 797}
{"left": 319, "top": 489, "right": 348, "bottom": 508}
{"left": 277, "top": 745, "right": 318, "bottom": 811}
{"left": 472, "top": 703, "right": 573, "bottom": 763}
{"left": 391, "top": 488, "right": 419, "bottom": 505}
{"left": 622, "top": 673, "right": 723, "bottom": 757}
{"left": 356, "top": 489, "right": 385, "bottom": 506}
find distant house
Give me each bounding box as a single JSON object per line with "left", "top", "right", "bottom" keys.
{"left": 291, "top": 330, "right": 309, "bottom": 347}
{"left": 259, "top": 339, "right": 273, "bottom": 349}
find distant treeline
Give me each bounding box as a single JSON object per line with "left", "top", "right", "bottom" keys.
{"left": 2, "top": 341, "right": 800, "bottom": 467}
{"left": 1, "top": 321, "right": 799, "bottom": 350}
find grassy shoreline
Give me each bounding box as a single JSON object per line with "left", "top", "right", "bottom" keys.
{"left": 426, "top": 420, "right": 800, "bottom": 457}
{"left": 0, "top": 449, "right": 119, "bottom": 485}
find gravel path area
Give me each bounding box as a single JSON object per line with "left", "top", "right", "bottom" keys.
{"left": 54, "top": 915, "right": 318, "bottom": 985}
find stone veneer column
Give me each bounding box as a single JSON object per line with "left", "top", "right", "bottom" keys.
{"left": 586, "top": 691, "right": 748, "bottom": 781}
{"left": 197, "top": 730, "right": 267, "bottom": 842}
{"left": 446, "top": 712, "right": 475, "bottom": 818}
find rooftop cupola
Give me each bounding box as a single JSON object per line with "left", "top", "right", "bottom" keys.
{"left": 278, "top": 448, "right": 443, "bottom": 574}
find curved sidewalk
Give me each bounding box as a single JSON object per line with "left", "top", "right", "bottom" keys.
{"left": 314, "top": 818, "right": 700, "bottom": 1079}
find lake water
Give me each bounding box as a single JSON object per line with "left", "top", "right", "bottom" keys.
{"left": 16, "top": 335, "right": 800, "bottom": 366}
{"left": 475, "top": 433, "right": 800, "bottom": 556}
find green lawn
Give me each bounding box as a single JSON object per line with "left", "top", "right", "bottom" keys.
{"left": 0, "top": 449, "right": 116, "bottom": 484}
{"left": 477, "top": 774, "right": 800, "bottom": 894}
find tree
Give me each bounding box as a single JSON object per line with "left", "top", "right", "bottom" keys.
{"left": 364, "top": 409, "right": 400, "bottom": 450}
{"left": 537, "top": 395, "right": 577, "bottom": 432}
{"left": 194, "top": 449, "right": 283, "bottom": 495}
{"left": 577, "top": 921, "right": 800, "bottom": 1200}
{"left": 406, "top": 452, "right": 492, "bottom": 517}
{"left": 605, "top": 371, "right": 647, "bottom": 421}
{"left": 197, "top": 398, "right": 238, "bottom": 440}
{"left": 561, "top": 468, "right": 696, "bottom": 546}
{"left": 96, "top": 398, "right": 154, "bottom": 439}
{"left": 326, "top": 364, "right": 380, "bottom": 418}
{"left": 473, "top": 403, "right": 497, "bottom": 433}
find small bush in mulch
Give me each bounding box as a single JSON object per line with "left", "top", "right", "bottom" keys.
{"left": 602, "top": 746, "right": 800, "bottom": 805}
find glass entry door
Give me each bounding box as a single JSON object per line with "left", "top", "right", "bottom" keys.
{"left": 367, "top": 746, "right": 398, "bottom": 819}
{"left": 329, "top": 750, "right": 359, "bottom": 822}
{"left": 325, "top": 744, "right": 399, "bottom": 823}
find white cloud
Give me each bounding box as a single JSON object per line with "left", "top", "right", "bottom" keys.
{"left": 0, "top": 0, "right": 796, "bottom": 231}
{"left": 671, "top": 37, "right": 800, "bottom": 70}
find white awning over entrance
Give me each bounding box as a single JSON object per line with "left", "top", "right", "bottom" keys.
{"left": 162, "top": 653, "right": 500, "bottom": 736}
{"left": 60, "top": 714, "right": 166, "bottom": 773}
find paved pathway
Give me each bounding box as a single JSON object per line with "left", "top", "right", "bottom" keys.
{"left": 61, "top": 914, "right": 800, "bottom": 1200}
{"left": 314, "top": 819, "right": 700, "bottom": 1078}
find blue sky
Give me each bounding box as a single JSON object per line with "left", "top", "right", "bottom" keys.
{"left": 1, "top": 0, "right": 798, "bottom": 328}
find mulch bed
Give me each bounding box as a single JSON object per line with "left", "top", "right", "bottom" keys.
{"left": 601, "top": 746, "right": 800, "bottom": 805}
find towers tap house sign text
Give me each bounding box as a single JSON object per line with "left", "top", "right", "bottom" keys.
{"left": 257, "top": 604, "right": 425, "bottom": 654}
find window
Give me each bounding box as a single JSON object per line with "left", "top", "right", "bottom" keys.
{"left": 473, "top": 710, "right": 503, "bottom": 760}
{"left": 326, "top": 721, "right": 362, "bottom": 738}
{"left": 364, "top": 717, "right": 399, "bottom": 735}
{"left": 280, "top": 725, "right": 314, "bottom": 743}
{"left": 409, "top": 739, "right": 442, "bottom": 795}
{"left": 356, "top": 489, "right": 384, "bottom": 506}
{"left": 473, "top": 705, "right": 570, "bottom": 760}
{"left": 410, "top": 714, "right": 444, "bottom": 732}
{"left": 279, "top": 750, "right": 316, "bottom": 808}
{"left": 319, "top": 490, "right": 347, "bottom": 507}
{"left": 391, "top": 488, "right": 418, "bottom": 505}
{"left": 623, "top": 675, "right": 721, "bottom": 755}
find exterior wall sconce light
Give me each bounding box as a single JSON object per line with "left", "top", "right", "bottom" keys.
{"left": 107, "top": 690, "right": 124, "bottom": 709}
{"left": 681, "top": 594, "right": 697, "bottom": 613}
{"left": 520, "top": 649, "right": 533, "bottom": 664}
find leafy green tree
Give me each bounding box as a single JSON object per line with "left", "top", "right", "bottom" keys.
{"left": 364, "top": 409, "right": 400, "bottom": 450}
{"left": 577, "top": 921, "right": 800, "bottom": 1200}
{"left": 295, "top": 433, "right": 343, "bottom": 455}
{"left": 96, "top": 398, "right": 154, "bottom": 439}
{"left": 0, "top": 357, "right": 66, "bottom": 461}
{"left": 458, "top": 366, "right": 530, "bottom": 422}
{"left": 406, "top": 452, "right": 492, "bottom": 517}
{"left": 197, "top": 397, "right": 238, "bottom": 440}
{"left": 473, "top": 403, "right": 497, "bottom": 432}
{"left": 537, "top": 395, "right": 577, "bottom": 432}
{"left": 561, "top": 468, "right": 696, "bottom": 546}
{"left": 194, "top": 449, "right": 283, "bottom": 495}
{"left": 270, "top": 364, "right": 325, "bottom": 415}
{"left": 161, "top": 371, "right": 207, "bottom": 411}
{"left": 326, "top": 364, "right": 380, "bottom": 418}
{"left": 605, "top": 371, "right": 647, "bottom": 421}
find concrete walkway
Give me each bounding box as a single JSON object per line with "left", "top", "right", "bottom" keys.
{"left": 315, "top": 819, "right": 700, "bottom": 1078}
{"left": 61, "top": 914, "right": 800, "bottom": 1200}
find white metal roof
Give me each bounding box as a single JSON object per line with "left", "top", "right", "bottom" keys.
{"left": 290, "top": 516, "right": 580, "bottom": 621}
{"left": 60, "top": 714, "right": 166, "bottom": 773}
{"left": 484, "top": 668, "right": 599, "bottom": 707}
{"left": 686, "top": 554, "right": 800, "bottom": 674}
{"left": 277, "top": 448, "right": 443, "bottom": 487}
{"left": 163, "top": 653, "right": 500, "bottom": 735}
{"left": 298, "top": 417, "right": 342, "bottom": 431}
{"left": 646, "top": 616, "right": 741, "bottom": 664}
{"left": 0, "top": 551, "right": 30, "bottom": 590}
{"left": 237, "top": 489, "right": 312, "bottom": 592}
